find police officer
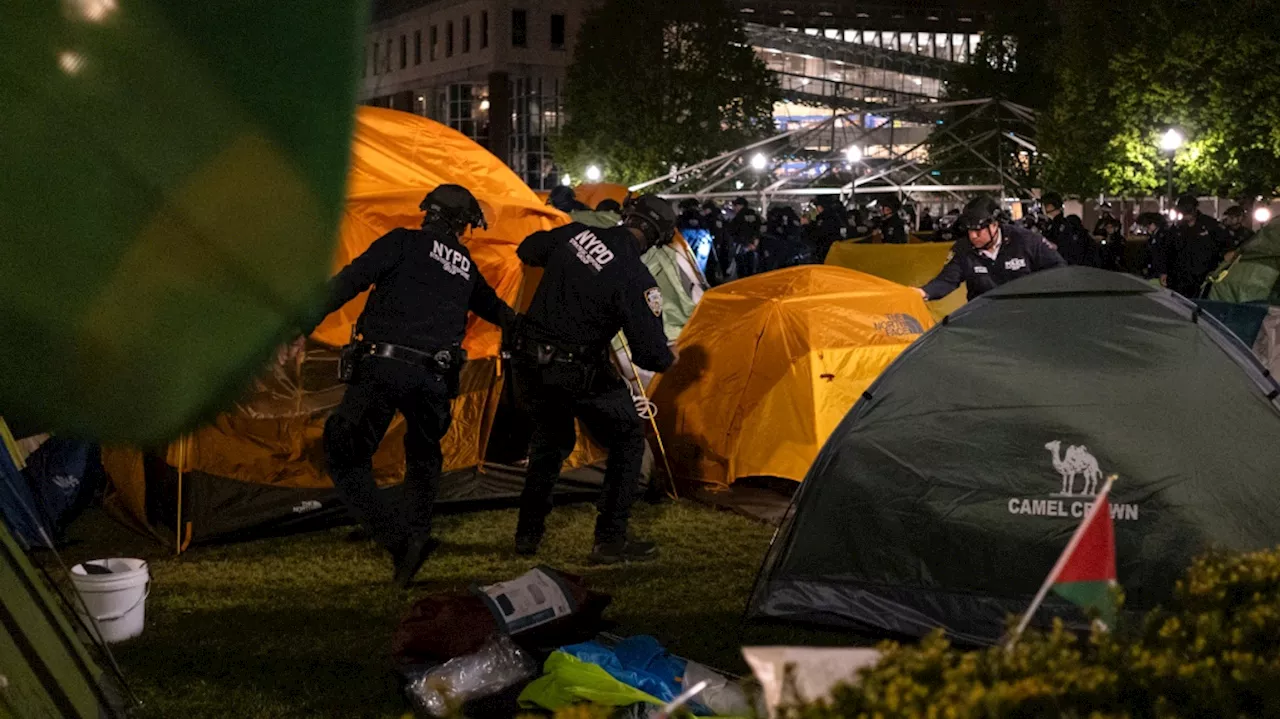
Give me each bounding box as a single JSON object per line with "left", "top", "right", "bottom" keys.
{"left": 1041, "top": 192, "right": 1099, "bottom": 267}
{"left": 917, "top": 195, "right": 1067, "bottom": 302}
{"left": 1135, "top": 211, "right": 1170, "bottom": 279}
{"left": 510, "top": 194, "right": 677, "bottom": 564}
{"left": 846, "top": 203, "right": 871, "bottom": 240}
{"left": 1153, "top": 194, "right": 1233, "bottom": 298}
{"left": 876, "top": 197, "right": 908, "bottom": 244}
{"left": 699, "top": 200, "right": 733, "bottom": 286}
{"left": 1222, "top": 206, "right": 1255, "bottom": 251}
{"left": 726, "top": 197, "right": 763, "bottom": 277}
{"left": 762, "top": 205, "right": 814, "bottom": 271}
{"left": 318, "top": 184, "right": 516, "bottom": 587}
{"left": 807, "top": 195, "right": 847, "bottom": 262}
{"left": 918, "top": 207, "right": 935, "bottom": 232}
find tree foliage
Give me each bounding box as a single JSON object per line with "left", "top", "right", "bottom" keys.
{"left": 554, "top": 0, "right": 779, "bottom": 186}
{"left": 1041, "top": 0, "right": 1280, "bottom": 198}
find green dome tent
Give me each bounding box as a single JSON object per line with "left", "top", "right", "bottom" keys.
{"left": 1208, "top": 220, "right": 1280, "bottom": 305}
{"left": 749, "top": 267, "right": 1280, "bottom": 645}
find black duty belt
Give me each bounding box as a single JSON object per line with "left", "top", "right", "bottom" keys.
{"left": 365, "top": 342, "right": 466, "bottom": 372}
{"left": 510, "top": 334, "right": 601, "bottom": 365}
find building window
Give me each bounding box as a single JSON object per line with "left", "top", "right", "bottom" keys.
{"left": 550, "top": 14, "right": 565, "bottom": 49}
{"left": 399, "top": 35, "right": 407, "bottom": 69}
{"left": 510, "top": 76, "right": 563, "bottom": 189}
{"left": 446, "top": 21, "right": 454, "bottom": 57}
{"left": 512, "top": 9, "right": 527, "bottom": 48}
{"left": 463, "top": 15, "right": 472, "bottom": 53}
{"left": 436, "top": 83, "right": 490, "bottom": 146}
{"left": 414, "top": 30, "right": 422, "bottom": 65}
{"left": 430, "top": 25, "right": 438, "bottom": 60}
{"left": 481, "top": 11, "right": 489, "bottom": 48}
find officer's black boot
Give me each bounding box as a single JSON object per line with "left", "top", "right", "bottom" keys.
{"left": 392, "top": 535, "right": 440, "bottom": 588}
{"left": 588, "top": 537, "right": 659, "bottom": 565}
{"left": 514, "top": 534, "right": 541, "bottom": 557}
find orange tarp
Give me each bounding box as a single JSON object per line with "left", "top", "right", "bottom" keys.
{"left": 650, "top": 265, "right": 934, "bottom": 489}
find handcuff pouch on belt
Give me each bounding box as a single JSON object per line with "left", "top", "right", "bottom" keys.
{"left": 339, "top": 333, "right": 467, "bottom": 384}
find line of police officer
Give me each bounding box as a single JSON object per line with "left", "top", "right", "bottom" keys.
{"left": 307, "top": 185, "right": 677, "bottom": 587}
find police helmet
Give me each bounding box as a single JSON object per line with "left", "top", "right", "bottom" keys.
{"left": 678, "top": 198, "right": 701, "bottom": 212}
{"left": 732, "top": 196, "right": 749, "bottom": 209}
{"left": 420, "top": 184, "right": 487, "bottom": 234}
{"left": 702, "top": 200, "right": 720, "bottom": 213}
{"left": 622, "top": 194, "right": 677, "bottom": 248}
{"left": 879, "top": 196, "right": 902, "bottom": 212}
{"left": 958, "top": 195, "right": 1002, "bottom": 231}
{"left": 548, "top": 185, "right": 579, "bottom": 213}
{"left": 813, "top": 195, "right": 839, "bottom": 210}
{"left": 1175, "top": 193, "right": 1199, "bottom": 213}
{"left": 1041, "top": 191, "right": 1064, "bottom": 211}
{"left": 596, "top": 198, "right": 622, "bottom": 213}
{"left": 1223, "top": 205, "right": 1246, "bottom": 218}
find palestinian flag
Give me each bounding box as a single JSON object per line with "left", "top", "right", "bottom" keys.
{"left": 1009, "top": 476, "right": 1120, "bottom": 647}
{"left": 1050, "top": 482, "right": 1118, "bottom": 627}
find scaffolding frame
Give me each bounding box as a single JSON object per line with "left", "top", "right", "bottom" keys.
{"left": 630, "top": 97, "right": 1038, "bottom": 209}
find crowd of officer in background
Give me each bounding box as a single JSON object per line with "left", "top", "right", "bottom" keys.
{"left": 671, "top": 190, "right": 1256, "bottom": 301}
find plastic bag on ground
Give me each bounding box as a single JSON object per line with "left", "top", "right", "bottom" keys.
{"left": 518, "top": 650, "right": 663, "bottom": 712}
{"left": 405, "top": 633, "right": 537, "bottom": 718}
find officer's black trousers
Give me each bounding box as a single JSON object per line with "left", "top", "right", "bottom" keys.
{"left": 512, "top": 362, "right": 646, "bottom": 545}
{"left": 323, "top": 357, "right": 452, "bottom": 555}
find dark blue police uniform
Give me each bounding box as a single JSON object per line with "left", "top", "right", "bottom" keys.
{"left": 512, "top": 222, "right": 674, "bottom": 548}
{"left": 921, "top": 223, "right": 1067, "bottom": 301}
{"left": 321, "top": 224, "right": 513, "bottom": 559}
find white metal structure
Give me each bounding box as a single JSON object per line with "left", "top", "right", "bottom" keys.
{"left": 631, "top": 97, "right": 1038, "bottom": 208}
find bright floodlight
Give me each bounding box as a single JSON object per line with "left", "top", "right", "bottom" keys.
{"left": 1256, "top": 206, "right": 1273, "bottom": 224}
{"left": 560, "top": 174, "right": 572, "bottom": 187}
{"left": 585, "top": 165, "right": 602, "bottom": 182}
{"left": 845, "top": 145, "right": 863, "bottom": 163}
{"left": 750, "top": 153, "right": 768, "bottom": 171}
{"left": 479, "top": 99, "right": 491, "bottom": 111}
{"left": 1159, "top": 128, "right": 1184, "bottom": 153}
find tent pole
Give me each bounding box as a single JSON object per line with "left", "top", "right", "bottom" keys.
{"left": 175, "top": 436, "right": 185, "bottom": 555}
{"left": 612, "top": 335, "right": 679, "bottom": 500}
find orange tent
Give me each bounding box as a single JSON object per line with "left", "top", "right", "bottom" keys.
{"left": 825, "top": 240, "right": 965, "bottom": 321}
{"left": 104, "top": 108, "right": 602, "bottom": 546}
{"left": 650, "top": 265, "right": 934, "bottom": 490}
{"left": 572, "top": 183, "right": 629, "bottom": 210}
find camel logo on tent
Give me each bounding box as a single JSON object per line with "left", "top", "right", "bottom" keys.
{"left": 1045, "top": 440, "right": 1101, "bottom": 496}
{"left": 875, "top": 314, "right": 924, "bottom": 337}
{"left": 1006, "top": 440, "right": 1140, "bottom": 521}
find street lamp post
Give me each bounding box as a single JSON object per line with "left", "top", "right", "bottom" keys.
{"left": 1159, "top": 129, "right": 1184, "bottom": 212}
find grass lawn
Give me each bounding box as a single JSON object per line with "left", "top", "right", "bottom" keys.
{"left": 49, "top": 500, "right": 858, "bottom": 719}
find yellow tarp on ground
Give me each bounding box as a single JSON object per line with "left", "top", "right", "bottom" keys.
{"left": 105, "top": 108, "right": 605, "bottom": 540}
{"left": 650, "top": 265, "right": 934, "bottom": 489}
{"left": 825, "top": 241, "right": 965, "bottom": 321}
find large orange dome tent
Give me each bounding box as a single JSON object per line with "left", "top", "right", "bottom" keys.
{"left": 650, "top": 265, "right": 934, "bottom": 492}
{"left": 103, "top": 108, "right": 603, "bottom": 547}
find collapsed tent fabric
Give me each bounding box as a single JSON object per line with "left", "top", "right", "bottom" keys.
{"left": 749, "top": 267, "right": 1280, "bottom": 645}
{"left": 651, "top": 266, "right": 933, "bottom": 490}
{"left": 1, "top": 1, "right": 361, "bottom": 443}
{"left": 825, "top": 241, "right": 965, "bottom": 321}
{"left": 104, "top": 108, "right": 604, "bottom": 545}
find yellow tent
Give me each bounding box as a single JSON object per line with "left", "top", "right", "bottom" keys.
{"left": 825, "top": 240, "right": 965, "bottom": 321}
{"left": 650, "top": 265, "right": 934, "bottom": 490}
{"left": 104, "top": 108, "right": 602, "bottom": 546}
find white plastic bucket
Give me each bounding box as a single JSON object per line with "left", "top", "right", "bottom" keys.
{"left": 69, "top": 558, "right": 150, "bottom": 644}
